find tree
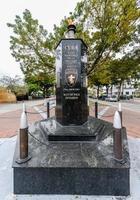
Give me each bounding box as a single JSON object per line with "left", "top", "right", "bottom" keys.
{"left": 73, "top": 0, "right": 140, "bottom": 77}
{"left": 0, "top": 75, "right": 22, "bottom": 93}
{"left": 26, "top": 72, "right": 55, "bottom": 97}
{"left": 50, "top": 0, "right": 140, "bottom": 87}
{"left": 0, "top": 75, "right": 28, "bottom": 97}
{"left": 7, "top": 2, "right": 140, "bottom": 95}
{"left": 7, "top": 9, "right": 55, "bottom": 96}
{"left": 88, "top": 64, "right": 111, "bottom": 97}
{"left": 126, "top": 23, "right": 140, "bottom": 62}
{"left": 108, "top": 55, "right": 140, "bottom": 99}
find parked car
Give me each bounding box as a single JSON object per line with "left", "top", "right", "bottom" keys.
{"left": 119, "top": 95, "right": 132, "bottom": 100}
{"left": 98, "top": 95, "right": 108, "bottom": 101}
{"left": 105, "top": 95, "right": 118, "bottom": 102}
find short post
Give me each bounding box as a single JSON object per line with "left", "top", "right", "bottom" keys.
{"left": 16, "top": 103, "right": 31, "bottom": 164}
{"left": 44, "top": 98, "right": 47, "bottom": 107}
{"left": 47, "top": 101, "right": 50, "bottom": 118}
{"left": 113, "top": 111, "right": 123, "bottom": 162}
{"left": 118, "top": 102, "right": 122, "bottom": 127}
{"left": 95, "top": 101, "right": 98, "bottom": 118}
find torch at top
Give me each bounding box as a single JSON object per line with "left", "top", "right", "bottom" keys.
{"left": 67, "top": 19, "right": 76, "bottom": 38}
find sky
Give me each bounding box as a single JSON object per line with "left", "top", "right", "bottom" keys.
{"left": 0, "top": 0, "right": 79, "bottom": 78}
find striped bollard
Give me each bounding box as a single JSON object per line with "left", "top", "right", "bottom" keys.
{"left": 118, "top": 102, "right": 122, "bottom": 127}
{"left": 16, "top": 103, "right": 31, "bottom": 164}
{"left": 113, "top": 111, "right": 123, "bottom": 162}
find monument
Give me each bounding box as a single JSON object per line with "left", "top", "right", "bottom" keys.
{"left": 12, "top": 21, "right": 130, "bottom": 196}
{"left": 55, "top": 22, "right": 88, "bottom": 125}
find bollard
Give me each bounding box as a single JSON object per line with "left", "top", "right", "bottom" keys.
{"left": 44, "top": 98, "right": 48, "bottom": 107}
{"left": 95, "top": 101, "right": 98, "bottom": 118}
{"left": 118, "top": 102, "right": 122, "bottom": 127}
{"left": 113, "top": 111, "right": 123, "bottom": 162}
{"left": 16, "top": 103, "right": 31, "bottom": 164}
{"left": 47, "top": 101, "right": 50, "bottom": 118}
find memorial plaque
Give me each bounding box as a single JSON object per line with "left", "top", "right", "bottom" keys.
{"left": 55, "top": 38, "right": 88, "bottom": 125}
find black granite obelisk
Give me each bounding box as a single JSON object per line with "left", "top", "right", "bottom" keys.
{"left": 55, "top": 22, "right": 89, "bottom": 125}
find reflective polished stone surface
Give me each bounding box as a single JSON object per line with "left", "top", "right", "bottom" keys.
{"left": 13, "top": 117, "right": 130, "bottom": 195}
{"left": 55, "top": 39, "right": 88, "bottom": 125}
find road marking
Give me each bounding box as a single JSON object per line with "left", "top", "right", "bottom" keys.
{"left": 98, "top": 106, "right": 110, "bottom": 118}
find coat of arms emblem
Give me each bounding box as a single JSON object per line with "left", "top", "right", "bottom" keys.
{"left": 65, "top": 68, "right": 78, "bottom": 87}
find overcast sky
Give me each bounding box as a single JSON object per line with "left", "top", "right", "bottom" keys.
{"left": 0, "top": 0, "right": 79, "bottom": 78}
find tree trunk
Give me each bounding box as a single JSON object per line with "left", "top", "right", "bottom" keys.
{"left": 117, "top": 82, "right": 122, "bottom": 100}
{"left": 106, "top": 85, "right": 109, "bottom": 96}
{"left": 110, "top": 86, "right": 113, "bottom": 96}
{"left": 43, "top": 87, "right": 46, "bottom": 98}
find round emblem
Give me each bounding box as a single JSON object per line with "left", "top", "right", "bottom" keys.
{"left": 65, "top": 68, "right": 78, "bottom": 87}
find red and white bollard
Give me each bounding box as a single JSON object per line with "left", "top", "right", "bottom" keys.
{"left": 16, "top": 103, "right": 31, "bottom": 164}
{"left": 118, "top": 102, "right": 122, "bottom": 127}
{"left": 113, "top": 111, "right": 123, "bottom": 162}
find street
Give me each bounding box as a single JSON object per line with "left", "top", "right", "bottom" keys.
{"left": 96, "top": 99, "right": 140, "bottom": 113}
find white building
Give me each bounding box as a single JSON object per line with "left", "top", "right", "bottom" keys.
{"left": 111, "top": 77, "right": 140, "bottom": 97}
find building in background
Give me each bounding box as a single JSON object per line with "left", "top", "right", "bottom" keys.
{"left": 0, "top": 87, "right": 16, "bottom": 103}
{"left": 110, "top": 77, "right": 140, "bottom": 98}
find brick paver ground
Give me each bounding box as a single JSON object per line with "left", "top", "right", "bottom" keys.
{"left": 89, "top": 100, "right": 140, "bottom": 138}
{"left": 99, "top": 106, "right": 140, "bottom": 138}
{"left": 0, "top": 107, "right": 43, "bottom": 138}
{"left": 0, "top": 101, "right": 139, "bottom": 138}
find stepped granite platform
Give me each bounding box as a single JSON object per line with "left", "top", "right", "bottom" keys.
{"left": 13, "top": 116, "right": 130, "bottom": 196}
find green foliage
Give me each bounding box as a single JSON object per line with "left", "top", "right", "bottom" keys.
{"left": 7, "top": 1, "right": 140, "bottom": 95}
{"left": 14, "top": 85, "right": 28, "bottom": 96}
{"left": 88, "top": 64, "right": 111, "bottom": 87}
{"left": 75, "top": 0, "right": 140, "bottom": 76}
{"left": 50, "top": 0, "right": 140, "bottom": 85}
{"left": 0, "top": 75, "right": 28, "bottom": 96}
{"left": 50, "top": 18, "right": 69, "bottom": 49}
{"left": 7, "top": 9, "right": 55, "bottom": 95}
{"left": 25, "top": 71, "right": 55, "bottom": 96}
{"left": 109, "top": 57, "right": 140, "bottom": 84}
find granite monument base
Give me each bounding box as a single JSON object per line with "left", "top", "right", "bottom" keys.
{"left": 13, "top": 117, "right": 130, "bottom": 196}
